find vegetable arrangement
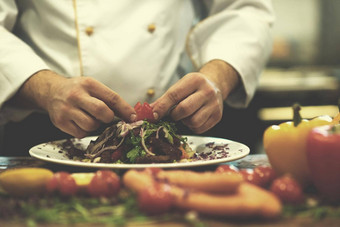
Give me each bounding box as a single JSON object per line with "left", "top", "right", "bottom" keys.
{"left": 263, "top": 103, "right": 333, "bottom": 186}
{"left": 263, "top": 102, "right": 340, "bottom": 205}
{"left": 80, "top": 102, "right": 194, "bottom": 164}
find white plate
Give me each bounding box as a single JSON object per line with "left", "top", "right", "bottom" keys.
{"left": 29, "top": 135, "right": 250, "bottom": 169}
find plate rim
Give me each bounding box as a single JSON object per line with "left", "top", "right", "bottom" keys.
{"left": 29, "top": 135, "right": 250, "bottom": 169}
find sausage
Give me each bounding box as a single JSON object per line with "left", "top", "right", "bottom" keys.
{"left": 123, "top": 169, "right": 282, "bottom": 219}
{"left": 155, "top": 170, "right": 243, "bottom": 194}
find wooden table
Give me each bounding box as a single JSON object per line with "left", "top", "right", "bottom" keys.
{"left": 0, "top": 154, "right": 339, "bottom": 227}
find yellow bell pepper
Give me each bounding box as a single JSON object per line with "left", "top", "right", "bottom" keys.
{"left": 263, "top": 104, "right": 333, "bottom": 187}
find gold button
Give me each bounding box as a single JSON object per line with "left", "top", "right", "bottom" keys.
{"left": 85, "top": 26, "right": 94, "bottom": 36}
{"left": 147, "top": 23, "right": 156, "bottom": 33}
{"left": 147, "top": 88, "right": 155, "bottom": 97}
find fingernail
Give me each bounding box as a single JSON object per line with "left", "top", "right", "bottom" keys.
{"left": 130, "top": 114, "right": 136, "bottom": 122}
{"left": 153, "top": 112, "right": 159, "bottom": 120}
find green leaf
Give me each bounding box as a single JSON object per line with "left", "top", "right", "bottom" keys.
{"left": 126, "top": 147, "right": 142, "bottom": 163}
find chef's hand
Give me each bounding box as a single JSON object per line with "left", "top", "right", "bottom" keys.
{"left": 12, "top": 70, "right": 136, "bottom": 138}
{"left": 151, "top": 59, "right": 240, "bottom": 134}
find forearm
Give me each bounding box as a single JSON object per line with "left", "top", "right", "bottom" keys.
{"left": 9, "top": 70, "right": 65, "bottom": 111}
{"left": 199, "top": 59, "right": 240, "bottom": 101}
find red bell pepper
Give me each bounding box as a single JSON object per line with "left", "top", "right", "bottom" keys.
{"left": 306, "top": 124, "right": 340, "bottom": 202}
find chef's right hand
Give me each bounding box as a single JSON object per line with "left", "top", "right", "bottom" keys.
{"left": 14, "top": 70, "right": 136, "bottom": 138}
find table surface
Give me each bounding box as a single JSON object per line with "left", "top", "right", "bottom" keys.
{"left": 0, "top": 154, "right": 339, "bottom": 227}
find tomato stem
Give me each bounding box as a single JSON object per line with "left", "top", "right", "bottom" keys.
{"left": 293, "top": 103, "right": 302, "bottom": 127}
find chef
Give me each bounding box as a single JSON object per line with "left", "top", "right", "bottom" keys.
{"left": 0, "top": 0, "right": 274, "bottom": 154}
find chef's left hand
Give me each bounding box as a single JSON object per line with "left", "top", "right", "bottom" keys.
{"left": 151, "top": 59, "right": 240, "bottom": 134}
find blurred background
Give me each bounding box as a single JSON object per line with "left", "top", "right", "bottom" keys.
{"left": 205, "top": 0, "right": 340, "bottom": 154}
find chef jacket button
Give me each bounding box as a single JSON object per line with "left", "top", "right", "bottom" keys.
{"left": 147, "top": 23, "right": 156, "bottom": 33}
{"left": 85, "top": 26, "right": 94, "bottom": 36}
{"left": 147, "top": 88, "right": 155, "bottom": 98}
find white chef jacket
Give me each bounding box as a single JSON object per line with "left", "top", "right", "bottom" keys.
{"left": 0, "top": 0, "right": 274, "bottom": 125}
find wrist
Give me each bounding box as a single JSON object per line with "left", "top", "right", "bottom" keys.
{"left": 13, "top": 70, "right": 65, "bottom": 110}
{"left": 199, "top": 59, "right": 240, "bottom": 100}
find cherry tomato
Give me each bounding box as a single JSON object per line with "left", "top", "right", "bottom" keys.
{"left": 253, "top": 166, "right": 277, "bottom": 188}
{"left": 138, "top": 183, "right": 173, "bottom": 215}
{"left": 239, "top": 169, "right": 262, "bottom": 186}
{"left": 87, "top": 170, "right": 120, "bottom": 197}
{"left": 134, "top": 102, "right": 156, "bottom": 123}
{"left": 46, "top": 172, "right": 78, "bottom": 196}
{"left": 215, "top": 165, "right": 239, "bottom": 174}
{"left": 270, "top": 175, "right": 305, "bottom": 205}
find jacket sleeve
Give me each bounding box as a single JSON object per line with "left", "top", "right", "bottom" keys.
{"left": 186, "top": 0, "right": 275, "bottom": 108}
{"left": 0, "top": 1, "right": 49, "bottom": 124}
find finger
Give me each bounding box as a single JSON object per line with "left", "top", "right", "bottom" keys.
{"left": 152, "top": 83, "right": 197, "bottom": 120}
{"left": 84, "top": 78, "right": 136, "bottom": 122}
{"left": 70, "top": 109, "right": 101, "bottom": 132}
{"left": 181, "top": 105, "right": 210, "bottom": 130}
{"left": 170, "top": 92, "right": 206, "bottom": 121}
{"left": 57, "top": 120, "right": 89, "bottom": 139}
{"left": 181, "top": 101, "right": 222, "bottom": 134}
{"left": 183, "top": 112, "right": 218, "bottom": 134}
{"left": 76, "top": 96, "right": 115, "bottom": 123}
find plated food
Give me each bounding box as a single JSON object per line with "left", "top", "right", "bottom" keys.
{"left": 81, "top": 119, "right": 195, "bottom": 164}
{"left": 29, "top": 101, "right": 250, "bottom": 167}
{"left": 29, "top": 135, "right": 249, "bottom": 169}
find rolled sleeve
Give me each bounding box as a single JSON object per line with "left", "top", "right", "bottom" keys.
{"left": 186, "top": 0, "right": 275, "bottom": 108}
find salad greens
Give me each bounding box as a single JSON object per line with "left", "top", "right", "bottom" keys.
{"left": 122, "top": 120, "right": 189, "bottom": 163}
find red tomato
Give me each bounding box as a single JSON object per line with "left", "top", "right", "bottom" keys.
{"left": 87, "top": 170, "right": 120, "bottom": 197}
{"left": 215, "top": 165, "right": 239, "bottom": 174}
{"left": 134, "top": 102, "right": 156, "bottom": 123}
{"left": 138, "top": 183, "right": 173, "bottom": 215}
{"left": 239, "top": 169, "right": 262, "bottom": 186}
{"left": 270, "top": 175, "right": 305, "bottom": 205}
{"left": 253, "top": 166, "right": 277, "bottom": 188}
{"left": 46, "top": 172, "right": 78, "bottom": 196}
